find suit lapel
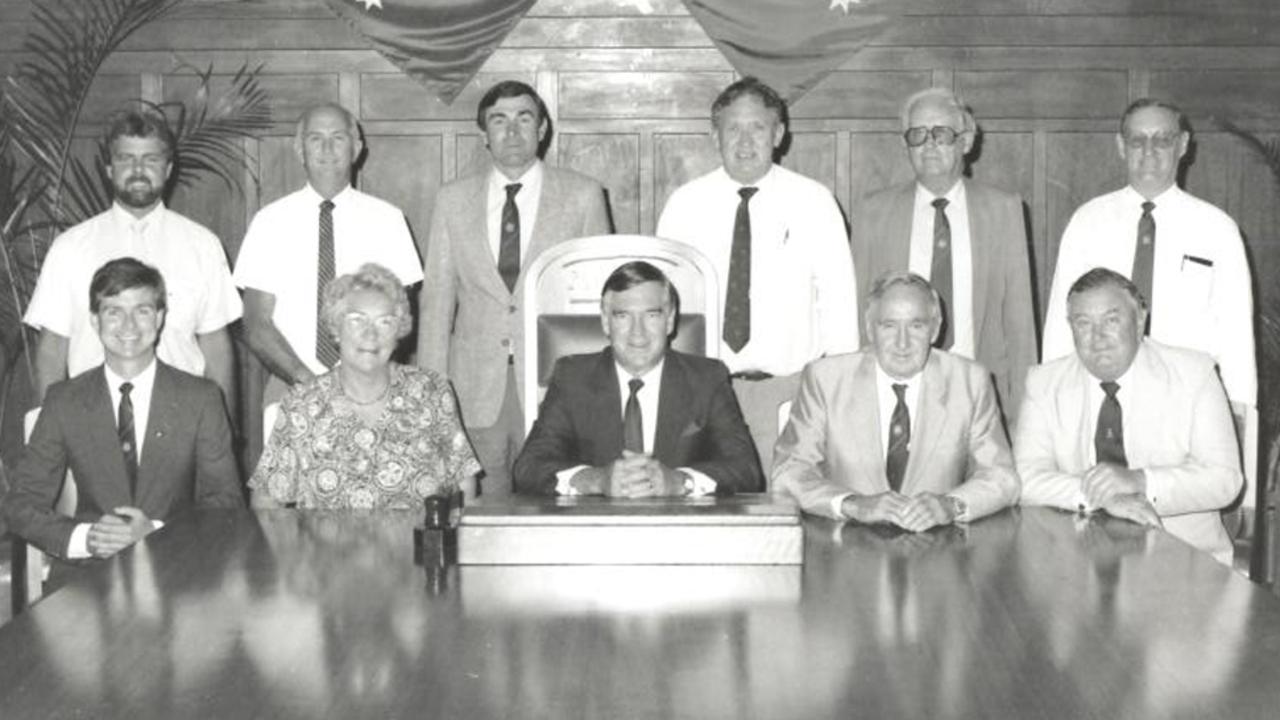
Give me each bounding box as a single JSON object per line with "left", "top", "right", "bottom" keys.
{"left": 886, "top": 184, "right": 915, "bottom": 270}
{"left": 1063, "top": 358, "right": 1096, "bottom": 471}
{"left": 462, "top": 173, "right": 511, "bottom": 302}
{"left": 591, "top": 350, "right": 625, "bottom": 463}
{"left": 523, "top": 167, "right": 562, "bottom": 277}
{"left": 1119, "top": 344, "right": 1161, "bottom": 468}
{"left": 850, "top": 354, "right": 889, "bottom": 491}
{"left": 904, "top": 354, "right": 948, "bottom": 493}
{"left": 965, "top": 180, "right": 993, "bottom": 339}
{"left": 652, "top": 353, "right": 689, "bottom": 460}
{"left": 81, "top": 367, "right": 134, "bottom": 504}
{"left": 136, "top": 363, "right": 178, "bottom": 511}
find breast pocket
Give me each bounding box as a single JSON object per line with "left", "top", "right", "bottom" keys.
{"left": 1177, "top": 257, "right": 1214, "bottom": 308}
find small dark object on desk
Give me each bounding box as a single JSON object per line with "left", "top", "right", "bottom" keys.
{"left": 414, "top": 488, "right": 463, "bottom": 569}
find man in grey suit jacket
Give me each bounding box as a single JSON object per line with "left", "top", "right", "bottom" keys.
{"left": 1016, "top": 267, "right": 1241, "bottom": 565}
{"left": 774, "top": 272, "right": 1019, "bottom": 531}
{"left": 851, "top": 88, "right": 1036, "bottom": 419}
{"left": 4, "top": 258, "right": 242, "bottom": 571}
{"left": 419, "top": 80, "right": 611, "bottom": 497}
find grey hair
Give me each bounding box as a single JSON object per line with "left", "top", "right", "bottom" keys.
{"left": 294, "top": 103, "right": 360, "bottom": 143}
{"left": 864, "top": 271, "right": 943, "bottom": 323}
{"left": 321, "top": 262, "right": 411, "bottom": 340}
{"left": 1066, "top": 267, "right": 1148, "bottom": 313}
{"left": 900, "top": 87, "right": 976, "bottom": 134}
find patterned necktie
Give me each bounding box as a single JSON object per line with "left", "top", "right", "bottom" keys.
{"left": 1095, "top": 381, "right": 1128, "bottom": 467}
{"left": 886, "top": 383, "right": 910, "bottom": 491}
{"left": 498, "top": 183, "right": 522, "bottom": 293}
{"left": 723, "top": 186, "right": 758, "bottom": 353}
{"left": 316, "top": 199, "right": 339, "bottom": 369}
{"left": 930, "top": 197, "right": 954, "bottom": 350}
{"left": 119, "top": 381, "right": 138, "bottom": 498}
{"left": 623, "top": 378, "right": 644, "bottom": 453}
{"left": 1132, "top": 201, "right": 1156, "bottom": 331}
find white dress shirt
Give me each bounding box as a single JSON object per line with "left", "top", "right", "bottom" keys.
{"left": 829, "top": 364, "right": 921, "bottom": 517}
{"left": 1042, "top": 185, "right": 1255, "bottom": 406}
{"left": 24, "top": 203, "right": 242, "bottom": 377}
{"left": 67, "top": 360, "right": 160, "bottom": 558}
{"left": 908, "top": 181, "right": 974, "bottom": 359}
{"left": 234, "top": 184, "right": 424, "bottom": 375}
{"left": 657, "top": 165, "right": 860, "bottom": 376}
{"left": 486, "top": 161, "right": 545, "bottom": 262}
{"left": 554, "top": 359, "right": 716, "bottom": 495}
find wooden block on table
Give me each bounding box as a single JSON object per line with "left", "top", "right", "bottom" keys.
{"left": 458, "top": 495, "right": 803, "bottom": 565}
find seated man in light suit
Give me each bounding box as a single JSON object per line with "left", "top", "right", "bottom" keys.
{"left": 1016, "top": 267, "right": 1242, "bottom": 565}
{"left": 773, "top": 271, "right": 1018, "bottom": 531}
{"left": 513, "top": 261, "right": 762, "bottom": 496}
{"left": 3, "top": 258, "right": 243, "bottom": 580}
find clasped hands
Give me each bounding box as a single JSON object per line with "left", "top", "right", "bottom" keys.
{"left": 572, "top": 450, "right": 687, "bottom": 498}
{"left": 1078, "top": 462, "right": 1162, "bottom": 529}
{"left": 87, "top": 506, "right": 156, "bottom": 558}
{"left": 842, "top": 491, "right": 956, "bottom": 533}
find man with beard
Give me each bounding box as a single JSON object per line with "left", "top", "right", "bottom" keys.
{"left": 419, "top": 81, "right": 610, "bottom": 498}
{"left": 25, "top": 110, "right": 242, "bottom": 406}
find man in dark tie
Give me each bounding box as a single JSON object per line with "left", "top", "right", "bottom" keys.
{"left": 1017, "top": 267, "right": 1242, "bottom": 565}
{"left": 235, "top": 103, "right": 423, "bottom": 414}
{"left": 657, "top": 77, "right": 859, "bottom": 475}
{"left": 1041, "top": 99, "right": 1254, "bottom": 418}
{"left": 774, "top": 272, "right": 1018, "bottom": 530}
{"left": 513, "top": 261, "right": 761, "bottom": 496}
{"left": 420, "top": 81, "right": 611, "bottom": 498}
{"left": 851, "top": 88, "right": 1035, "bottom": 419}
{"left": 4, "top": 258, "right": 242, "bottom": 575}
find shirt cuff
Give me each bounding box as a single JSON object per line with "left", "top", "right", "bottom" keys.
{"left": 67, "top": 522, "right": 92, "bottom": 559}
{"left": 678, "top": 468, "right": 717, "bottom": 497}
{"left": 555, "top": 465, "right": 590, "bottom": 495}
{"left": 830, "top": 492, "right": 854, "bottom": 519}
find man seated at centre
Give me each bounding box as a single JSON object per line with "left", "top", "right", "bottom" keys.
{"left": 773, "top": 271, "right": 1019, "bottom": 531}
{"left": 513, "top": 261, "right": 762, "bottom": 496}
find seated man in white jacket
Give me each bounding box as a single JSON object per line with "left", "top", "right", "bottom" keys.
{"left": 1015, "top": 267, "right": 1242, "bottom": 565}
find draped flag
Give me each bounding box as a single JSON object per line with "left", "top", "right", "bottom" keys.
{"left": 323, "top": 0, "right": 536, "bottom": 104}
{"left": 681, "top": 0, "right": 894, "bottom": 102}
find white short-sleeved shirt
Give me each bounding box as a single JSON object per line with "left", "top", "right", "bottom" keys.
{"left": 233, "top": 184, "right": 424, "bottom": 375}
{"left": 1042, "top": 185, "right": 1255, "bottom": 406}
{"left": 656, "top": 165, "right": 859, "bottom": 377}
{"left": 24, "top": 203, "right": 242, "bottom": 377}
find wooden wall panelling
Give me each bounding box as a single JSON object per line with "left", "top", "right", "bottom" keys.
{"left": 956, "top": 70, "right": 1130, "bottom": 119}
{"left": 1042, "top": 133, "right": 1127, "bottom": 304}
{"left": 358, "top": 134, "right": 443, "bottom": 261}
{"left": 790, "top": 71, "right": 933, "bottom": 120}
{"left": 781, "top": 133, "right": 839, "bottom": 199}
{"left": 558, "top": 72, "right": 731, "bottom": 120}
{"left": 652, "top": 133, "right": 720, "bottom": 222}
{"left": 557, "top": 133, "right": 641, "bottom": 234}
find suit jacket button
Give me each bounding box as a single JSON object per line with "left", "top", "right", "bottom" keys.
{"left": 508, "top": 305, "right": 517, "bottom": 313}
{"left": 500, "top": 339, "right": 510, "bottom": 348}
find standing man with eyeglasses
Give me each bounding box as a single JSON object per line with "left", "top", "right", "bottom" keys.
{"left": 1041, "top": 98, "right": 1255, "bottom": 417}
{"left": 851, "top": 87, "right": 1035, "bottom": 421}
{"left": 24, "top": 110, "right": 242, "bottom": 408}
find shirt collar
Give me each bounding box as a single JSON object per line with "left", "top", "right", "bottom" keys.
{"left": 874, "top": 360, "right": 922, "bottom": 391}
{"left": 715, "top": 164, "right": 778, "bottom": 193}
{"left": 914, "top": 177, "right": 966, "bottom": 207}
{"left": 303, "top": 183, "right": 355, "bottom": 206}
{"left": 109, "top": 201, "right": 165, "bottom": 227}
{"left": 490, "top": 160, "right": 544, "bottom": 191}
{"left": 1121, "top": 183, "right": 1180, "bottom": 206}
{"left": 614, "top": 356, "right": 665, "bottom": 388}
{"left": 104, "top": 357, "right": 158, "bottom": 395}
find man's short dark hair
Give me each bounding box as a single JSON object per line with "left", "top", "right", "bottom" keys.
{"left": 476, "top": 80, "right": 549, "bottom": 130}
{"left": 104, "top": 110, "right": 176, "bottom": 158}
{"left": 601, "top": 261, "right": 678, "bottom": 310}
{"left": 89, "top": 257, "right": 167, "bottom": 313}
{"left": 1066, "top": 267, "right": 1148, "bottom": 312}
{"left": 1119, "top": 98, "right": 1189, "bottom": 136}
{"left": 710, "top": 77, "right": 788, "bottom": 129}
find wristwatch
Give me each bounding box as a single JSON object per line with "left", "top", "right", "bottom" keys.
{"left": 681, "top": 473, "right": 696, "bottom": 497}
{"left": 944, "top": 495, "right": 968, "bottom": 522}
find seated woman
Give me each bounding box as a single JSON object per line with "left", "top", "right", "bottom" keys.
{"left": 250, "top": 263, "right": 480, "bottom": 509}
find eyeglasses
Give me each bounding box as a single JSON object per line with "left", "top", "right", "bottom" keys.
{"left": 342, "top": 312, "right": 400, "bottom": 336}
{"left": 903, "top": 126, "right": 965, "bottom": 147}
{"left": 1122, "top": 132, "right": 1181, "bottom": 152}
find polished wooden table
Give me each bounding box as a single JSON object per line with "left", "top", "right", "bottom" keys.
{"left": 1, "top": 504, "right": 1279, "bottom": 719}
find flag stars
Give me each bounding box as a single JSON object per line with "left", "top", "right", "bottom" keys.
{"left": 356, "top": 0, "right": 383, "bottom": 10}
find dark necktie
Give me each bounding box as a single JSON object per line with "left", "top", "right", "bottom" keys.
{"left": 498, "top": 183, "right": 522, "bottom": 293}
{"left": 119, "top": 381, "right": 138, "bottom": 498}
{"left": 723, "top": 186, "right": 758, "bottom": 353}
{"left": 1132, "top": 200, "right": 1156, "bottom": 331}
{"left": 930, "top": 197, "right": 954, "bottom": 349}
{"left": 886, "top": 383, "right": 910, "bottom": 491}
{"left": 1095, "top": 381, "right": 1128, "bottom": 467}
{"left": 316, "top": 199, "right": 339, "bottom": 369}
{"left": 623, "top": 378, "right": 644, "bottom": 453}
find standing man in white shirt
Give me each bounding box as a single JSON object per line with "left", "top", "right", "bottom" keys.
{"left": 235, "top": 103, "right": 423, "bottom": 403}
{"left": 24, "top": 111, "right": 242, "bottom": 407}
{"left": 657, "top": 77, "right": 860, "bottom": 475}
{"left": 1042, "top": 98, "right": 1255, "bottom": 415}
{"left": 852, "top": 88, "right": 1036, "bottom": 421}
{"left": 419, "top": 81, "right": 611, "bottom": 498}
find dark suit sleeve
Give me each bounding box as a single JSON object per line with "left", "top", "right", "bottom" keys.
{"left": 193, "top": 384, "right": 244, "bottom": 508}
{"left": 512, "top": 358, "right": 583, "bottom": 495}
{"left": 681, "top": 361, "right": 763, "bottom": 493}
{"left": 2, "top": 394, "right": 79, "bottom": 556}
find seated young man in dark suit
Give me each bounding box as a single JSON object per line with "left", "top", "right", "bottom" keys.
{"left": 4, "top": 257, "right": 243, "bottom": 576}
{"left": 513, "top": 261, "right": 762, "bottom": 496}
